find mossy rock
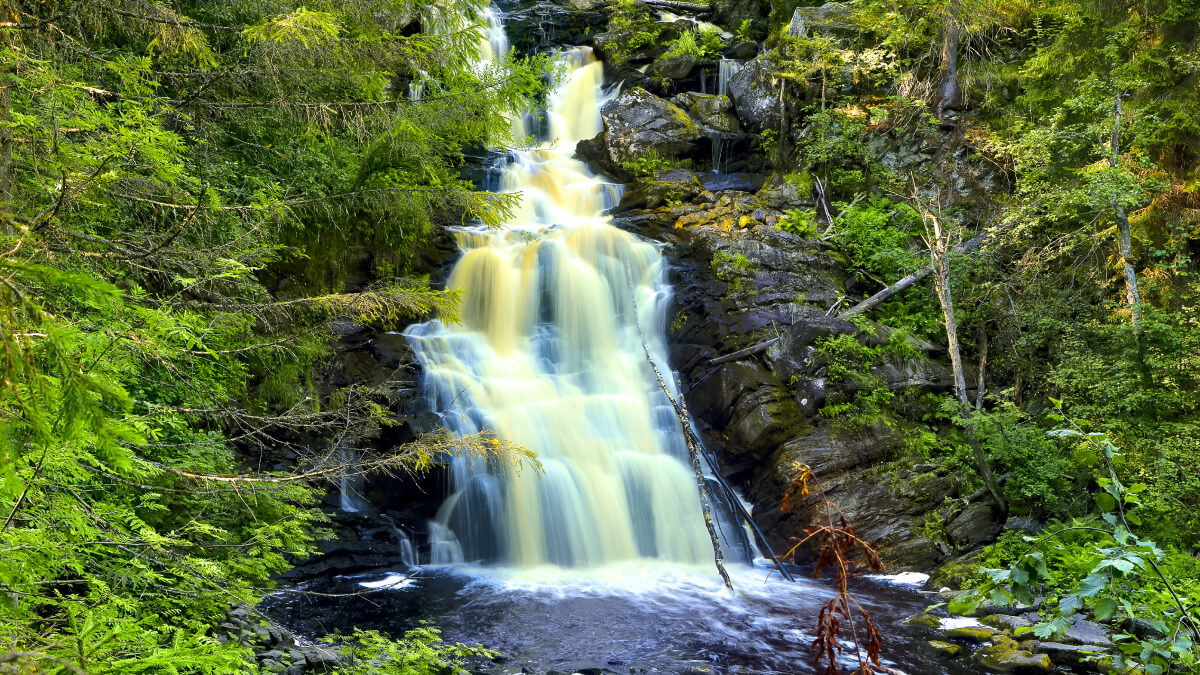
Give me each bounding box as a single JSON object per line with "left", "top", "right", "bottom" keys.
{"left": 925, "top": 640, "right": 962, "bottom": 658}
{"left": 942, "top": 625, "right": 997, "bottom": 642}
{"left": 974, "top": 639, "right": 1053, "bottom": 673}
{"left": 904, "top": 613, "right": 941, "bottom": 629}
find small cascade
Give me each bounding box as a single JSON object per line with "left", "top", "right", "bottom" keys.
{"left": 428, "top": 521, "right": 465, "bottom": 565}
{"left": 337, "top": 446, "right": 369, "bottom": 513}
{"left": 709, "top": 131, "right": 727, "bottom": 174}
{"left": 395, "top": 528, "right": 418, "bottom": 567}
{"left": 718, "top": 58, "right": 743, "bottom": 97}
{"left": 406, "top": 45, "right": 751, "bottom": 569}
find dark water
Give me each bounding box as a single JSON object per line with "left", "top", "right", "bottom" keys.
{"left": 264, "top": 561, "right": 976, "bottom": 674}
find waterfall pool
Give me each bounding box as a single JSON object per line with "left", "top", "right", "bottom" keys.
{"left": 264, "top": 561, "right": 977, "bottom": 674}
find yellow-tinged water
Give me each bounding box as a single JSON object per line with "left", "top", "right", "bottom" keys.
{"left": 406, "top": 47, "right": 747, "bottom": 568}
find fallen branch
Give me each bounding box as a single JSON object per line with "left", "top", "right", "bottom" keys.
{"left": 839, "top": 229, "right": 987, "bottom": 318}
{"left": 708, "top": 337, "right": 778, "bottom": 366}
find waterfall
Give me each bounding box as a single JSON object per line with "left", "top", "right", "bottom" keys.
{"left": 718, "top": 58, "right": 743, "bottom": 98}
{"left": 406, "top": 33, "right": 748, "bottom": 569}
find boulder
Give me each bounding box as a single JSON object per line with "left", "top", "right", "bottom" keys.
{"left": 1061, "top": 615, "right": 1113, "bottom": 646}
{"left": 942, "top": 625, "right": 997, "bottom": 642}
{"left": 904, "top": 613, "right": 941, "bottom": 629}
{"left": 724, "top": 41, "right": 759, "bottom": 60}
{"left": 616, "top": 169, "right": 702, "bottom": 210}
{"left": 925, "top": 640, "right": 962, "bottom": 657}
{"left": 787, "top": 3, "right": 857, "bottom": 38}
{"left": 974, "top": 636, "right": 1054, "bottom": 673}
{"left": 654, "top": 53, "right": 702, "bottom": 80}
{"left": 756, "top": 173, "right": 809, "bottom": 210}
{"left": 670, "top": 92, "right": 741, "bottom": 133}
{"left": 1035, "top": 642, "right": 1106, "bottom": 670}
{"left": 600, "top": 88, "right": 703, "bottom": 169}
{"left": 946, "top": 502, "right": 1003, "bottom": 548}
{"left": 725, "top": 60, "right": 780, "bottom": 131}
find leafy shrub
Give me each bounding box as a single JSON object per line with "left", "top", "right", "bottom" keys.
{"left": 621, "top": 149, "right": 676, "bottom": 177}
{"left": 777, "top": 209, "right": 819, "bottom": 238}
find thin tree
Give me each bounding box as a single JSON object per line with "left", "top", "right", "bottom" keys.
{"left": 916, "top": 187, "right": 1007, "bottom": 515}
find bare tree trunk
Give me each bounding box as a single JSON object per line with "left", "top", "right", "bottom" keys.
{"left": 775, "top": 78, "right": 789, "bottom": 168}
{"left": 976, "top": 324, "right": 988, "bottom": 413}
{"left": 928, "top": 213, "right": 1007, "bottom": 515}
{"left": 1109, "top": 94, "right": 1151, "bottom": 386}
{"left": 0, "top": 69, "right": 14, "bottom": 234}
{"left": 936, "top": 1, "right": 963, "bottom": 120}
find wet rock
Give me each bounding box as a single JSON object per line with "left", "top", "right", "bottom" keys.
{"left": 974, "top": 636, "right": 1053, "bottom": 673}
{"left": 724, "top": 41, "right": 759, "bottom": 60}
{"left": 946, "top": 502, "right": 1003, "bottom": 547}
{"left": 725, "top": 60, "right": 780, "bottom": 131}
{"left": 671, "top": 93, "right": 741, "bottom": 134}
{"left": 904, "top": 613, "right": 941, "bottom": 629}
{"left": 1062, "top": 615, "right": 1112, "bottom": 646}
{"left": 1121, "top": 615, "right": 1165, "bottom": 640}
{"left": 1035, "top": 642, "right": 1106, "bottom": 670}
{"left": 503, "top": 0, "right": 607, "bottom": 55}
{"left": 617, "top": 169, "right": 702, "bottom": 210}
{"left": 654, "top": 53, "right": 702, "bottom": 80}
{"left": 942, "top": 625, "right": 997, "bottom": 642}
{"left": 926, "top": 640, "right": 962, "bottom": 657}
{"left": 983, "top": 614, "right": 1033, "bottom": 631}
{"left": 600, "top": 88, "right": 703, "bottom": 169}
{"left": 699, "top": 172, "right": 762, "bottom": 193}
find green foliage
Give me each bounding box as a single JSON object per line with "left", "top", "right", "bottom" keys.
{"left": 951, "top": 414, "right": 1200, "bottom": 674}
{"left": 735, "top": 19, "right": 753, "bottom": 43}
{"left": 606, "top": 0, "right": 664, "bottom": 64}
{"left": 333, "top": 625, "right": 498, "bottom": 675}
{"left": 777, "top": 209, "right": 819, "bottom": 238}
{"left": 621, "top": 149, "right": 676, "bottom": 177}
{"left": 662, "top": 27, "right": 723, "bottom": 61}
{"left": 0, "top": 0, "right": 543, "bottom": 671}
{"left": 814, "top": 325, "right": 921, "bottom": 433}
{"left": 711, "top": 249, "right": 755, "bottom": 294}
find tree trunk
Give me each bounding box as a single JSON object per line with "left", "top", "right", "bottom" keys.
{"left": 928, "top": 213, "right": 1007, "bottom": 515}
{"left": 0, "top": 68, "right": 14, "bottom": 234}
{"left": 1109, "top": 94, "right": 1151, "bottom": 386}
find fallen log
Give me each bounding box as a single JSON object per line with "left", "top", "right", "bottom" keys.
{"left": 641, "top": 0, "right": 712, "bottom": 14}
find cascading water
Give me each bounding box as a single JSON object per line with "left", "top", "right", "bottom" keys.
{"left": 718, "top": 58, "right": 743, "bottom": 98}
{"left": 266, "top": 11, "right": 972, "bottom": 675}
{"left": 405, "top": 43, "right": 750, "bottom": 568}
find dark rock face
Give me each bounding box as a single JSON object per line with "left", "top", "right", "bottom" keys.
{"left": 617, "top": 200, "right": 956, "bottom": 571}
{"left": 600, "top": 88, "right": 704, "bottom": 168}
{"left": 945, "top": 502, "right": 1003, "bottom": 547}
{"left": 786, "top": 3, "right": 858, "bottom": 39}
{"left": 498, "top": 0, "right": 608, "bottom": 55}
{"left": 725, "top": 60, "right": 780, "bottom": 132}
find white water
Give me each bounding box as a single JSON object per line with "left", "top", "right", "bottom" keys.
{"left": 718, "top": 58, "right": 743, "bottom": 98}
{"left": 406, "top": 41, "right": 749, "bottom": 568}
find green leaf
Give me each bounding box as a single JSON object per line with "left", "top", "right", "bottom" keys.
{"left": 1033, "top": 622, "right": 1057, "bottom": 639}
{"left": 1096, "top": 492, "right": 1118, "bottom": 511}
{"left": 948, "top": 591, "right": 982, "bottom": 616}
{"left": 1094, "top": 598, "right": 1118, "bottom": 621}
{"left": 1060, "top": 594, "right": 1082, "bottom": 615}
{"left": 1079, "top": 573, "right": 1108, "bottom": 598}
